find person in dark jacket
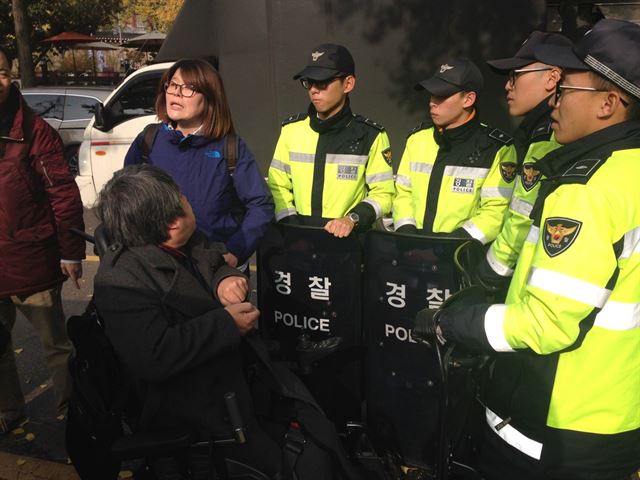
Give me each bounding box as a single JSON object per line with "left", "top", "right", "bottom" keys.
{"left": 124, "top": 58, "right": 274, "bottom": 273}
{"left": 0, "top": 44, "right": 85, "bottom": 432}
{"left": 93, "top": 164, "right": 281, "bottom": 477}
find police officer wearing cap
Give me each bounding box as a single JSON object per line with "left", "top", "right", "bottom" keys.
{"left": 267, "top": 43, "right": 394, "bottom": 238}
{"left": 393, "top": 58, "right": 514, "bottom": 243}
{"left": 461, "top": 32, "right": 573, "bottom": 292}
{"left": 415, "top": 19, "right": 640, "bottom": 480}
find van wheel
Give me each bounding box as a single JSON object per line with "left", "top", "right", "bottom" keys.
{"left": 65, "top": 145, "right": 80, "bottom": 176}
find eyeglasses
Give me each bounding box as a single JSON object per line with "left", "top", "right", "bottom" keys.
{"left": 507, "top": 67, "right": 553, "bottom": 85}
{"left": 554, "top": 83, "right": 629, "bottom": 107}
{"left": 164, "top": 80, "right": 199, "bottom": 98}
{"left": 300, "top": 76, "right": 345, "bottom": 90}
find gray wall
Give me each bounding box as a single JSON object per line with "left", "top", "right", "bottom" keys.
{"left": 159, "top": 0, "right": 547, "bottom": 173}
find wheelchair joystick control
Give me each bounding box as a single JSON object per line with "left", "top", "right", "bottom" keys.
{"left": 224, "top": 392, "right": 246, "bottom": 444}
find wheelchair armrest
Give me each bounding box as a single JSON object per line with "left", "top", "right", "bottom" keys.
{"left": 110, "top": 428, "right": 194, "bottom": 461}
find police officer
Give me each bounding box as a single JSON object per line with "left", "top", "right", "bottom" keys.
{"left": 393, "top": 58, "right": 514, "bottom": 243}
{"left": 465, "top": 32, "right": 573, "bottom": 290}
{"left": 268, "top": 43, "right": 394, "bottom": 238}
{"left": 416, "top": 19, "right": 640, "bottom": 480}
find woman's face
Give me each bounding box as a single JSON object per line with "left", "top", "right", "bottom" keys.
{"left": 165, "top": 68, "right": 206, "bottom": 126}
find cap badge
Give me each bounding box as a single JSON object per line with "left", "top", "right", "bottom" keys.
{"left": 439, "top": 64, "right": 454, "bottom": 73}
{"left": 311, "top": 51, "right": 325, "bottom": 62}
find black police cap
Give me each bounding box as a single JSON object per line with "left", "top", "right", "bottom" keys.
{"left": 487, "top": 31, "right": 573, "bottom": 72}
{"left": 536, "top": 19, "right": 640, "bottom": 100}
{"left": 293, "top": 43, "right": 355, "bottom": 81}
{"left": 415, "top": 58, "right": 483, "bottom": 97}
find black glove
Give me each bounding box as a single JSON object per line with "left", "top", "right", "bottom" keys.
{"left": 454, "top": 241, "right": 509, "bottom": 292}
{"left": 412, "top": 308, "right": 443, "bottom": 346}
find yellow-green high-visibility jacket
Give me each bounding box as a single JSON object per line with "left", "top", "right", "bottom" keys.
{"left": 393, "top": 114, "right": 515, "bottom": 244}
{"left": 267, "top": 103, "right": 394, "bottom": 228}
{"left": 484, "top": 100, "right": 562, "bottom": 279}
{"left": 439, "top": 121, "right": 640, "bottom": 476}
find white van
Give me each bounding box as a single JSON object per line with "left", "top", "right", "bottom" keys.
{"left": 75, "top": 62, "right": 173, "bottom": 207}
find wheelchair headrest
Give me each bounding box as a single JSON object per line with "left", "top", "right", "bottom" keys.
{"left": 94, "top": 224, "right": 112, "bottom": 259}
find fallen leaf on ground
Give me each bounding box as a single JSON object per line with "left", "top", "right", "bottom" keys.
{"left": 25, "top": 433, "right": 35, "bottom": 441}
{"left": 39, "top": 384, "right": 48, "bottom": 389}
{"left": 13, "top": 348, "right": 23, "bottom": 354}
{"left": 57, "top": 414, "right": 65, "bottom": 421}
{"left": 119, "top": 471, "right": 133, "bottom": 479}
{"left": 11, "top": 427, "right": 24, "bottom": 435}
{"left": 16, "top": 459, "right": 26, "bottom": 466}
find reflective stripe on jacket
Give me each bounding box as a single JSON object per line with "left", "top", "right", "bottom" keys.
{"left": 268, "top": 103, "right": 394, "bottom": 226}
{"left": 439, "top": 121, "right": 640, "bottom": 475}
{"left": 486, "top": 99, "right": 562, "bottom": 276}
{"left": 393, "top": 114, "right": 515, "bottom": 244}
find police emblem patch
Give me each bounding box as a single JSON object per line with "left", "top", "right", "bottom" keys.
{"left": 500, "top": 162, "right": 517, "bottom": 182}
{"left": 543, "top": 217, "right": 582, "bottom": 257}
{"left": 311, "top": 51, "right": 325, "bottom": 62}
{"left": 337, "top": 165, "right": 358, "bottom": 180}
{"left": 522, "top": 163, "right": 541, "bottom": 191}
{"left": 452, "top": 178, "right": 474, "bottom": 194}
{"left": 381, "top": 147, "right": 392, "bottom": 166}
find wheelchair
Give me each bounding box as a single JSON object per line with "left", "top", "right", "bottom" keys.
{"left": 66, "top": 225, "right": 486, "bottom": 480}
{"left": 66, "top": 226, "right": 278, "bottom": 480}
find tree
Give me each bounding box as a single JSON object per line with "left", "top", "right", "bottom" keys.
{"left": 121, "top": 0, "right": 183, "bottom": 32}
{"left": 1, "top": 0, "right": 123, "bottom": 79}
{"left": 11, "top": 0, "right": 35, "bottom": 86}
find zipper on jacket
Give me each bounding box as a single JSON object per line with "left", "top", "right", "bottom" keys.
{"left": 0, "top": 135, "right": 24, "bottom": 142}
{"left": 40, "top": 160, "right": 53, "bottom": 186}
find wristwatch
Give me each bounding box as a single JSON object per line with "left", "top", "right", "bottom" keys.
{"left": 347, "top": 212, "right": 359, "bottom": 226}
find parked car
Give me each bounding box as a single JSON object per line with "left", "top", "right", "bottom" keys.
{"left": 21, "top": 86, "right": 112, "bottom": 175}
{"left": 75, "top": 63, "right": 169, "bottom": 207}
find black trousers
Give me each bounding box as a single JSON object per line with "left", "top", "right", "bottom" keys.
{"left": 477, "top": 423, "right": 635, "bottom": 480}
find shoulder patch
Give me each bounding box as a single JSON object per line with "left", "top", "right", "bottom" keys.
{"left": 531, "top": 120, "right": 552, "bottom": 140}
{"left": 500, "top": 162, "right": 517, "bottom": 183}
{"left": 407, "top": 121, "right": 432, "bottom": 138}
{"left": 562, "top": 158, "right": 602, "bottom": 177}
{"left": 543, "top": 217, "right": 582, "bottom": 257}
{"left": 281, "top": 112, "right": 308, "bottom": 126}
{"left": 354, "top": 115, "right": 385, "bottom": 131}
{"left": 487, "top": 127, "right": 513, "bottom": 145}
{"left": 521, "top": 162, "right": 542, "bottom": 191}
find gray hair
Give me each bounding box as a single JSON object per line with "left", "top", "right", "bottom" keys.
{"left": 95, "top": 164, "right": 184, "bottom": 247}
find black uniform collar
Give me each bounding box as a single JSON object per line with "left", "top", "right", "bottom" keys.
{"left": 536, "top": 120, "right": 640, "bottom": 179}
{"left": 433, "top": 110, "right": 480, "bottom": 148}
{"left": 513, "top": 97, "right": 553, "bottom": 144}
{"left": 308, "top": 98, "right": 353, "bottom": 134}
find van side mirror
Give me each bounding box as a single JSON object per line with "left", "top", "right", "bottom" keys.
{"left": 93, "top": 103, "right": 113, "bottom": 132}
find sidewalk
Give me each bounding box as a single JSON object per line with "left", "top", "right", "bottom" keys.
{"left": 0, "top": 451, "right": 78, "bottom": 480}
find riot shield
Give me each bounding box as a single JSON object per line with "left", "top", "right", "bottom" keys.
{"left": 363, "top": 230, "right": 467, "bottom": 470}
{"left": 257, "top": 223, "right": 363, "bottom": 428}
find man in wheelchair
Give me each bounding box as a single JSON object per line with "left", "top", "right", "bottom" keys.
{"left": 91, "top": 164, "right": 282, "bottom": 477}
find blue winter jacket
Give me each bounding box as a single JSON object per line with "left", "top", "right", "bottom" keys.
{"left": 124, "top": 124, "right": 274, "bottom": 264}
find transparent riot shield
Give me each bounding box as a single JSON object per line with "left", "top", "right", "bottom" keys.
{"left": 363, "top": 230, "right": 468, "bottom": 471}
{"left": 257, "top": 223, "right": 363, "bottom": 428}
